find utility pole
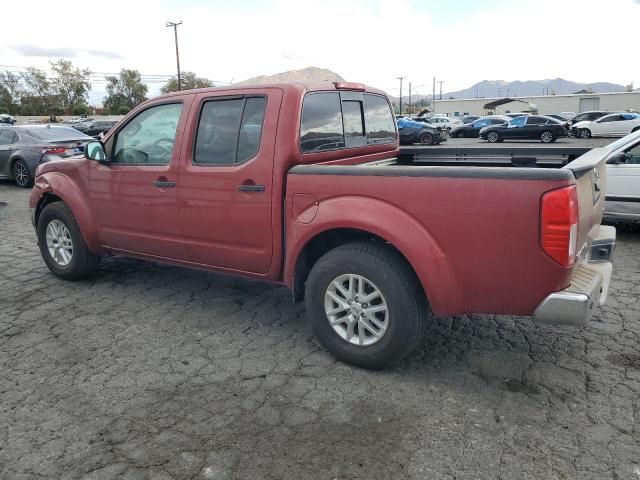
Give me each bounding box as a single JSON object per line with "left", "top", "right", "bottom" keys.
{"left": 166, "top": 21, "right": 183, "bottom": 90}
{"left": 432, "top": 76, "right": 436, "bottom": 113}
{"left": 396, "top": 76, "right": 406, "bottom": 115}
{"left": 408, "top": 82, "right": 412, "bottom": 114}
{"left": 439, "top": 80, "right": 444, "bottom": 100}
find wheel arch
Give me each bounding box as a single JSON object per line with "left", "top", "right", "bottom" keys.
{"left": 285, "top": 196, "right": 464, "bottom": 316}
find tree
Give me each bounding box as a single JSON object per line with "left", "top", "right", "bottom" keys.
{"left": 72, "top": 104, "right": 91, "bottom": 116}
{"left": 161, "top": 71, "right": 213, "bottom": 93}
{"left": 20, "top": 67, "right": 53, "bottom": 114}
{"left": 0, "top": 71, "right": 23, "bottom": 112}
{"left": 50, "top": 59, "right": 92, "bottom": 111}
{"left": 103, "top": 69, "right": 147, "bottom": 114}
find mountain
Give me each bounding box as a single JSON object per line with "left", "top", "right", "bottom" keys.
{"left": 443, "top": 78, "right": 626, "bottom": 100}
{"left": 238, "top": 67, "right": 344, "bottom": 85}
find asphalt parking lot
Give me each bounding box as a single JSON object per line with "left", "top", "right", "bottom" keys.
{"left": 1, "top": 158, "right": 639, "bottom": 479}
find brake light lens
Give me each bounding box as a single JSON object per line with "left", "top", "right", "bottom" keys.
{"left": 541, "top": 185, "right": 579, "bottom": 267}
{"left": 42, "top": 147, "right": 66, "bottom": 154}
{"left": 333, "top": 82, "right": 365, "bottom": 91}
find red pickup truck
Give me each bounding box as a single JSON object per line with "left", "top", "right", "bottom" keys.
{"left": 30, "top": 82, "right": 616, "bottom": 369}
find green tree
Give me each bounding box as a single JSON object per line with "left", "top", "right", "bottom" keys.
{"left": 118, "top": 106, "right": 131, "bottom": 115}
{"left": 50, "top": 105, "right": 65, "bottom": 116}
{"left": 72, "top": 104, "right": 91, "bottom": 116}
{"left": 21, "top": 67, "right": 53, "bottom": 114}
{"left": 0, "top": 71, "right": 23, "bottom": 112}
{"left": 0, "top": 106, "right": 8, "bottom": 114}
{"left": 50, "top": 59, "right": 92, "bottom": 111}
{"left": 103, "top": 69, "right": 148, "bottom": 114}
{"left": 160, "top": 71, "right": 213, "bottom": 94}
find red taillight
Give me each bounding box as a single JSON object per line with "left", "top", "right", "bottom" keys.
{"left": 333, "top": 82, "right": 365, "bottom": 91}
{"left": 42, "top": 147, "right": 66, "bottom": 154}
{"left": 541, "top": 185, "right": 579, "bottom": 267}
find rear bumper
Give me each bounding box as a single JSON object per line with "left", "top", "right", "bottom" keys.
{"left": 533, "top": 225, "right": 616, "bottom": 327}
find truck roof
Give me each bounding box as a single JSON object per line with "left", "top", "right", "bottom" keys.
{"left": 157, "top": 81, "right": 388, "bottom": 99}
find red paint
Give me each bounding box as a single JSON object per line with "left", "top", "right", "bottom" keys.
{"left": 30, "top": 82, "right": 587, "bottom": 317}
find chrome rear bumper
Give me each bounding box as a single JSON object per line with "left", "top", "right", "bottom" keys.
{"left": 534, "top": 225, "right": 616, "bottom": 327}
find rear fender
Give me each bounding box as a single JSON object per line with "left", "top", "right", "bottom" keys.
{"left": 286, "top": 195, "right": 463, "bottom": 315}
{"left": 31, "top": 172, "right": 101, "bottom": 253}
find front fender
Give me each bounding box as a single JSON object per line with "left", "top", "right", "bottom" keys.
{"left": 285, "top": 195, "right": 464, "bottom": 316}
{"left": 31, "top": 172, "right": 102, "bottom": 253}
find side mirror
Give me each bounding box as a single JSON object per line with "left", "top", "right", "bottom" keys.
{"left": 606, "top": 152, "right": 626, "bottom": 165}
{"left": 85, "top": 141, "right": 107, "bottom": 161}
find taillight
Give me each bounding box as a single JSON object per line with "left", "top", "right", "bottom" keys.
{"left": 541, "top": 185, "right": 579, "bottom": 267}
{"left": 42, "top": 147, "right": 66, "bottom": 154}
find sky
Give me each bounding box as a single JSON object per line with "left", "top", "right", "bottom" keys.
{"left": 1, "top": 0, "right": 639, "bottom": 105}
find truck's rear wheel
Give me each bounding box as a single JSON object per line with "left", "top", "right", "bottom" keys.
{"left": 305, "top": 242, "right": 427, "bottom": 370}
{"left": 37, "top": 202, "right": 100, "bottom": 280}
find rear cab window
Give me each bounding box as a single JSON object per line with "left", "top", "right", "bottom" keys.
{"left": 300, "top": 91, "right": 396, "bottom": 153}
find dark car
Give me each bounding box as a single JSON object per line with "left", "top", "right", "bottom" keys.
{"left": 81, "top": 120, "right": 118, "bottom": 138}
{"left": 479, "top": 115, "right": 567, "bottom": 143}
{"left": 569, "top": 111, "right": 609, "bottom": 126}
{"left": 504, "top": 112, "right": 531, "bottom": 119}
{"left": 449, "top": 115, "right": 510, "bottom": 138}
{"left": 397, "top": 117, "right": 445, "bottom": 145}
{"left": 462, "top": 115, "right": 480, "bottom": 124}
{"left": 546, "top": 114, "right": 571, "bottom": 130}
{"left": 0, "top": 125, "right": 93, "bottom": 187}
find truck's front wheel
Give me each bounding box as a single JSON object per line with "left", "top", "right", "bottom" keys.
{"left": 37, "top": 202, "right": 100, "bottom": 280}
{"left": 305, "top": 242, "right": 427, "bottom": 369}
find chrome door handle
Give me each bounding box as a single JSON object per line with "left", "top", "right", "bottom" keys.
{"left": 237, "top": 184, "right": 265, "bottom": 192}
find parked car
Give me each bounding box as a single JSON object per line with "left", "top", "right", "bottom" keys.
{"left": 81, "top": 120, "right": 118, "bottom": 138}
{"left": 462, "top": 115, "right": 480, "bottom": 124}
{"left": 545, "top": 114, "right": 571, "bottom": 130}
{"left": 0, "top": 125, "right": 93, "bottom": 187}
{"left": 572, "top": 113, "right": 640, "bottom": 138}
{"left": 603, "top": 131, "right": 640, "bottom": 221}
{"left": 569, "top": 111, "right": 609, "bottom": 126}
{"left": 504, "top": 112, "right": 531, "bottom": 118}
{"left": 425, "top": 115, "right": 462, "bottom": 131}
{"left": 30, "top": 81, "right": 615, "bottom": 369}
{"left": 0, "top": 114, "right": 17, "bottom": 125}
{"left": 397, "top": 117, "right": 445, "bottom": 145}
{"left": 449, "top": 115, "right": 510, "bottom": 138}
{"left": 480, "top": 115, "right": 567, "bottom": 143}
{"left": 73, "top": 119, "right": 95, "bottom": 131}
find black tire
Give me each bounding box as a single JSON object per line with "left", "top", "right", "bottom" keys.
{"left": 418, "top": 132, "right": 434, "bottom": 145}
{"left": 12, "top": 159, "right": 32, "bottom": 188}
{"left": 305, "top": 242, "right": 428, "bottom": 370}
{"left": 487, "top": 131, "right": 500, "bottom": 143}
{"left": 37, "top": 202, "right": 100, "bottom": 280}
{"left": 540, "top": 130, "right": 554, "bottom": 143}
{"left": 456, "top": 131, "right": 465, "bottom": 138}
{"left": 579, "top": 128, "right": 591, "bottom": 139}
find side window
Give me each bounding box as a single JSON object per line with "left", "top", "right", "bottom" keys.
{"left": 194, "top": 96, "right": 267, "bottom": 165}
{"left": 300, "top": 93, "right": 345, "bottom": 153}
{"left": 113, "top": 103, "right": 182, "bottom": 164}
{"left": 510, "top": 116, "right": 526, "bottom": 127}
{"left": 363, "top": 94, "right": 396, "bottom": 145}
{"left": 599, "top": 115, "right": 618, "bottom": 123}
{"left": 342, "top": 100, "right": 366, "bottom": 148}
{"left": 624, "top": 144, "right": 640, "bottom": 164}
{"left": 0, "top": 129, "right": 16, "bottom": 145}
{"left": 526, "top": 116, "right": 545, "bottom": 125}
{"left": 491, "top": 119, "right": 505, "bottom": 125}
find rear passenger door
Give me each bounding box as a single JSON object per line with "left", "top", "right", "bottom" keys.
{"left": 0, "top": 129, "right": 17, "bottom": 177}
{"left": 178, "top": 89, "right": 281, "bottom": 274}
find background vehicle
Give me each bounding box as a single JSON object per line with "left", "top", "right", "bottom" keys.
{"left": 72, "top": 119, "right": 96, "bottom": 132}
{"left": 480, "top": 115, "right": 567, "bottom": 143}
{"left": 604, "top": 132, "right": 640, "bottom": 220}
{"left": 424, "top": 115, "right": 462, "bottom": 132}
{"left": 569, "top": 111, "right": 609, "bottom": 126}
{"left": 0, "top": 125, "right": 92, "bottom": 187}
{"left": 450, "top": 115, "right": 510, "bottom": 138}
{"left": 81, "top": 120, "right": 118, "bottom": 138}
{"left": 30, "top": 82, "right": 614, "bottom": 369}
{"left": 0, "top": 114, "right": 17, "bottom": 125}
{"left": 504, "top": 112, "right": 532, "bottom": 118}
{"left": 462, "top": 115, "right": 480, "bottom": 124}
{"left": 397, "top": 117, "right": 445, "bottom": 145}
{"left": 572, "top": 113, "right": 640, "bottom": 138}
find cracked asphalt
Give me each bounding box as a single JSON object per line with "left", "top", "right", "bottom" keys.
{"left": 1, "top": 180, "right": 639, "bottom": 480}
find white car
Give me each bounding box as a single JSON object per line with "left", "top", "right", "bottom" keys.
{"left": 425, "top": 116, "right": 462, "bottom": 131}
{"left": 573, "top": 113, "right": 640, "bottom": 138}
{"left": 600, "top": 131, "right": 640, "bottom": 221}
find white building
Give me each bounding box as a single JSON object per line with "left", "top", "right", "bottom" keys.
{"left": 433, "top": 91, "right": 640, "bottom": 117}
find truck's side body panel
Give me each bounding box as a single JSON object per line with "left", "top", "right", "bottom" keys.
{"left": 285, "top": 168, "right": 574, "bottom": 316}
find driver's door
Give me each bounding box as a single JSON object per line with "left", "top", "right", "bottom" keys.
{"left": 88, "top": 98, "right": 193, "bottom": 259}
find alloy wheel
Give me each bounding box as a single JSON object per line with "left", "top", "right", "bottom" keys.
{"left": 13, "top": 162, "right": 28, "bottom": 187}
{"left": 45, "top": 219, "right": 74, "bottom": 267}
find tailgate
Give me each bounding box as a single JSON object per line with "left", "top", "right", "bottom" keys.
{"left": 562, "top": 147, "right": 609, "bottom": 258}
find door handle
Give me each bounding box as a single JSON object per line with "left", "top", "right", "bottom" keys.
{"left": 154, "top": 180, "right": 176, "bottom": 188}
{"left": 237, "top": 184, "right": 265, "bottom": 192}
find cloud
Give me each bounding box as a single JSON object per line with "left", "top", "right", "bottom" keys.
{"left": 10, "top": 44, "right": 122, "bottom": 59}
